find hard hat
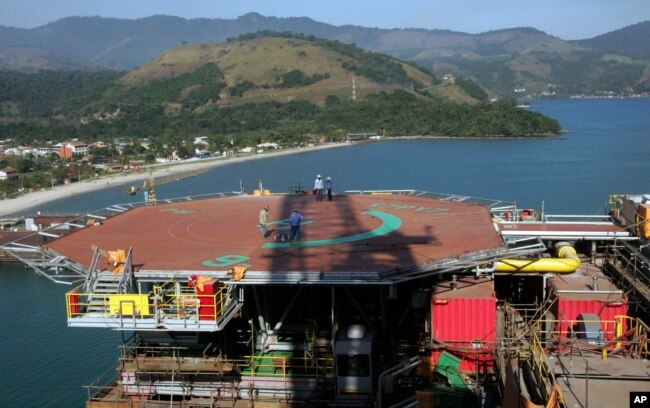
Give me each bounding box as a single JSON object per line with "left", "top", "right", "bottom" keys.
{"left": 317, "top": 174, "right": 321, "bottom": 178}
{"left": 327, "top": 176, "right": 331, "bottom": 180}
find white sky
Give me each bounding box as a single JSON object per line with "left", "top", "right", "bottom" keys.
{"left": 0, "top": 0, "right": 648, "bottom": 40}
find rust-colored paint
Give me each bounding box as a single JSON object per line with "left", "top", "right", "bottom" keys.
{"left": 47, "top": 194, "right": 504, "bottom": 275}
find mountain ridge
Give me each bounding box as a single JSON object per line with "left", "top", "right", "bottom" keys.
{"left": 1, "top": 14, "right": 648, "bottom": 96}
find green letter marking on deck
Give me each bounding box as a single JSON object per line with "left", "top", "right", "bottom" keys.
{"left": 203, "top": 255, "right": 251, "bottom": 268}
{"left": 261, "top": 210, "right": 401, "bottom": 249}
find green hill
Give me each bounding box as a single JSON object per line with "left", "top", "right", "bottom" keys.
{"left": 121, "top": 35, "right": 438, "bottom": 106}
{"left": 573, "top": 21, "right": 650, "bottom": 60}
{"left": 0, "top": 34, "right": 560, "bottom": 146}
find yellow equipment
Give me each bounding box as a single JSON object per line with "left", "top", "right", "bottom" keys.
{"left": 495, "top": 242, "right": 580, "bottom": 274}
{"left": 109, "top": 294, "right": 151, "bottom": 316}
{"left": 123, "top": 168, "right": 210, "bottom": 205}
{"left": 91, "top": 245, "right": 127, "bottom": 274}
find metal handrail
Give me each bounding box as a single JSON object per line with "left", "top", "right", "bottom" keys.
{"left": 115, "top": 343, "right": 334, "bottom": 378}
{"left": 66, "top": 289, "right": 227, "bottom": 321}
{"left": 530, "top": 316, "right": 650, "bottom": 357}
{"left": 343, "top": 189, "right": 518, "bottom": 210}
{"left": 117, "top": 247, "right": 133, "bottom": 294}
{"left": 82, "top": 247, "right": 101, "bottom": 293}
{"left": 529, "top": 331, "right": 565, "bottom": 408}
{"left": 532, "top": 317, "right": 618, "bottom": 340}
{"left": 250, "top": 354, "right": 334, "bottom": 378}
{"left": 84, "top": 362, "right": 125, "bottom": 403}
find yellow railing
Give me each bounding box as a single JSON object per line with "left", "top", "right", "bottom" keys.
{"left": 531, "top": 317, "right": 619, "bottom": 341}
{"left": 529, "top": 315, "right": 650, "bottom": 355}
{"left": 66, "top": 284, "right": 230, "bottom": 322}
{"left": 614, "top": 315, "right": 650, "bottom": 358}
{"left": 529, "top": 331, "right": 565, "bottom": 408}
{"left": 508, "top": 314, "right": 650, "bottom": 408}
{"left": 248, "top": 354, "right": 334, "bottom": 379}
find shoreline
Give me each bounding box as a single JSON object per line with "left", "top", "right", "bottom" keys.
{"left": 0, "top": 142, "right": 350, "bottom": 218}
{"left": 0, "top": 131, "right": 565, "bottom": 219}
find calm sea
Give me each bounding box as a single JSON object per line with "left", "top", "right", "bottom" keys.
{"left": 1, "top": 98, "right": 649, "bottom": 406}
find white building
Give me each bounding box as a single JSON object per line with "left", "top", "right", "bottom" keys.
{"left": 4, "top": 146, "right": 36, "bottom": 156}
{"left": 194, "top": 136, "right": 209, "bottom": 146}
{"left": 34, "top": 146, "right": 59, "bottom": 157}
{"left": 0, "top": 166, "right": 18, "bottom": 180}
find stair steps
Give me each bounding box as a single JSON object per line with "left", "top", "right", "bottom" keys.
{"left": 87, "top": 273, "right": 121, "bottom": 313}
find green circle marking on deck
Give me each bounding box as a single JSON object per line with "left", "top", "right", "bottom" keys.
{"left": 261, "top": 210, "right": 402, "bottom": 249}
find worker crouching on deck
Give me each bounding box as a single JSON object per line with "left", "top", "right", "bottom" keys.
{"left": 289, "top": 209, "right": 304, "bottom": 241}
{"left": 259, "top": 205, "right": 269, "bottom": 238}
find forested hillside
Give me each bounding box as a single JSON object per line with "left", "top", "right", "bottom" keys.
{"left": 0, "top": 34, "right": 561, "bottom": 147}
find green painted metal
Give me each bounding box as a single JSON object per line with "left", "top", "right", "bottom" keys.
{"left": 435, "top": 351, "right": 467, "bottom": 390}
{"left": 260, "top": 210, "right": 402, "bottom": 249}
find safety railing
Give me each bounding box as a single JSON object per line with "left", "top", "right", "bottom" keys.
{"left": 116, "top": 343, "right": 334, "bottom": 379}
{"left": 248, "top": 354, "right": 334, "bottom": 379}
{"left": 614, "top": 315, "right": 650, "bottom": 358}
{"left": 532, "top": 317, "right": 617, "bottom": 341}
{"left": 84, "top": 362, "right": 126, "bottom": 404}
{"left": 66, "top": 284, "right": 231, "bottom": 322}
{"left": 529, "top": 316, "right": 649, "bottom": 357}
{"left": 493, "top": 208, "right": 539, "bottom": 223}
{"left": 344, "top": 189, "right": 518, "bottom": 210}
{"left": 528, "top": 331, "right": 565, "bottom": 408}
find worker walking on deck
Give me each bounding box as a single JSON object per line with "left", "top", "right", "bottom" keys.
{"left": 314, "top": 175, "right": 324, "bottom": 201}
{"left": 326, "top": 176, "right": 333, "bottom": 201}
{"left": 259, "top": 206, "right": 269, "bottom": 238}
{"left": 289, "top": 209, "right": 304, "bottom": 241}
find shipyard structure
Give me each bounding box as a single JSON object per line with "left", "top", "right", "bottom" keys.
{"left": 2, "top": 190, "right": 649, "bottom": 407}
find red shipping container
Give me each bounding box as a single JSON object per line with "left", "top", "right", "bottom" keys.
{"left": 548, "top": 272, "right": 627, "bottom": 340}
{"left": 431, "top": 277, "right": 496, "bottom": 373}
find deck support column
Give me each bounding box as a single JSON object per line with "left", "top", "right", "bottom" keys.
{"left": 271, "top": 287, "right": 303, "bottom": 334}
{"left": 252, "top": 286, "right": 267, "bottom": 337}
{"left": 592, "top": 241, "right": 597, "bottom": 264}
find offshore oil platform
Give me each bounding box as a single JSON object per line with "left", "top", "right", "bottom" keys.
{"left": 1, "top": 189, "right": 649, "bottom": 407}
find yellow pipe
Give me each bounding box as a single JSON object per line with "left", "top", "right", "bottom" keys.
{"left": 495, "top": 243, "right": 580, "bottom": 273}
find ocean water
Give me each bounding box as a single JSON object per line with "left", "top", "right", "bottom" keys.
{"left": 1, "top": 98, "right": 649, "bottom": 406}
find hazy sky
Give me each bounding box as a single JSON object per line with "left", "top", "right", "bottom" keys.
{"left": 1, "top": 0, "right": 648, "bottom": 40}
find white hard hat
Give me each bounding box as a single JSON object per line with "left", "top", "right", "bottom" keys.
{"left": 317, "top": 174, "right": 321, "bottom": 178}
{"left": 327, "top": 176, "right": 331, "bottom": 180}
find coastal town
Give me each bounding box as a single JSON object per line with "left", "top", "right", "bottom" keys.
{"left": 0, "top": 133, "right": 378, "bottom": 207}
{"left": 0, "top": 135, "right": 371, "bottom": 218}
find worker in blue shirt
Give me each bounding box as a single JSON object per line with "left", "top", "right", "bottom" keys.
{"left": 325, "top": 176, "right": 333, "bottom": 201}
{"left": 289, "top": 209, "right": 304, "bottom": 241}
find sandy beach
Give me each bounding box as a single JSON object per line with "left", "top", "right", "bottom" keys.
{"left": 0, "top": 142, "right": 350, "bottom": 218}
